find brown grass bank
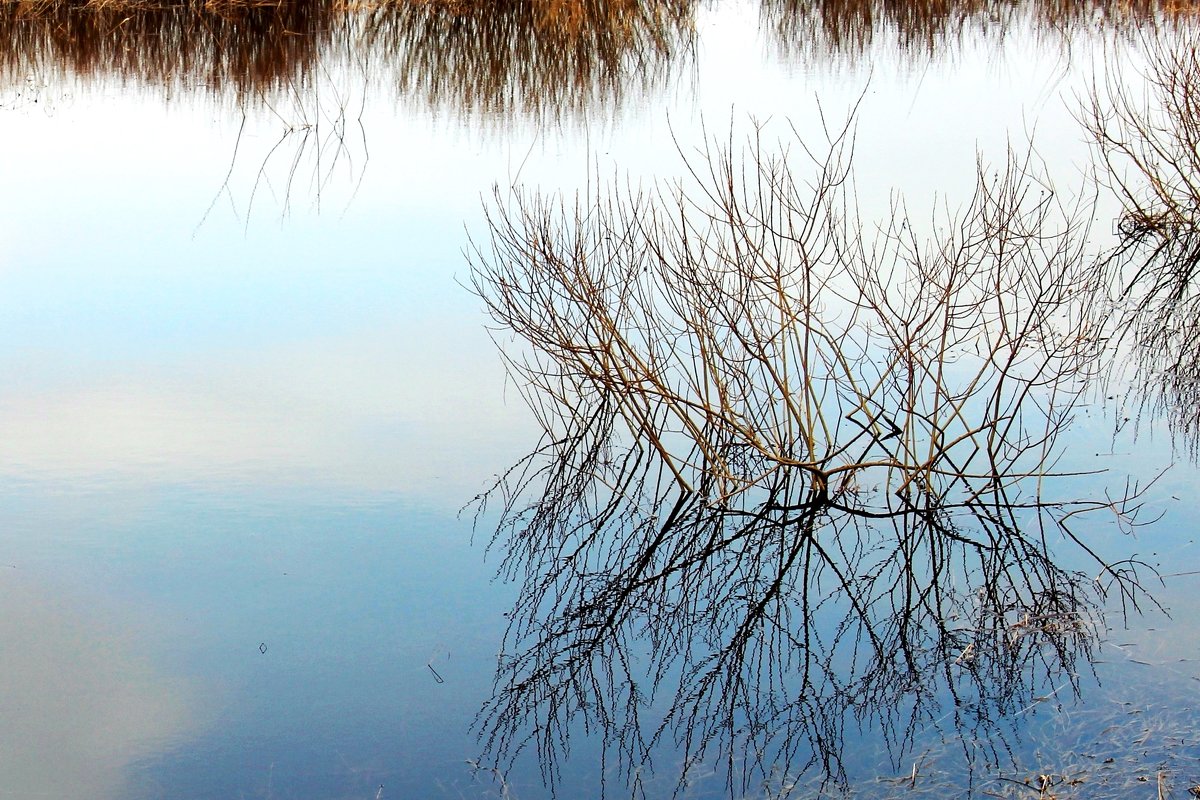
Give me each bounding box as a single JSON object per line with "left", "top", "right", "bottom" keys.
{"left": 0, "top": 0, "right": 696, "bottom": 113}
{"left": 763, "top": 0, "right": 1200, "bottom": 58}
{"left": 4, "top": 1, "right": 1200, "bottom": 112}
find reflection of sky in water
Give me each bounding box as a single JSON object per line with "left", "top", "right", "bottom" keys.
{"left": 0, "top": 97, "right": 536, "bottom": 501}
{"left": 0, "top": 572, "right": 193, "bottom": 799}
{"left": 0, "top": 3, "right": 1198, "bottom": 798}
{"left": 0, "top": 485, "right": 531, "bottom": 799}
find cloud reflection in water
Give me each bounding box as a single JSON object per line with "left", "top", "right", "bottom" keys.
{"left": 0, "top": 575, "right": 195, "bottom": 800}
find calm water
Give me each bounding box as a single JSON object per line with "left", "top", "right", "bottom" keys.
{"left": 1, "top": 2, "right": 1198, "bottom": 798}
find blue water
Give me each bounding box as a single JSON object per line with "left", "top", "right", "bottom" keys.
{"left": 1, "top": 3, "right": 1198, "bottom": 798}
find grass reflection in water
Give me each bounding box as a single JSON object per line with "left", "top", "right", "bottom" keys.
{"left": 763, "top": 0, "right": 1200, "bottom": 58}
{"left": 0, "top": 0, "right": 697, "bottom": 118}
{"left": 3, "top": 1, "right": 1199, "bottom": 115}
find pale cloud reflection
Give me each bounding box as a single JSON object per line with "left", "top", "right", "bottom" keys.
{"left": 0, "top": 575, "right": 193, "bottom": 800}
{"left": 0, "top": 316, "right": 534, "bottom": 502}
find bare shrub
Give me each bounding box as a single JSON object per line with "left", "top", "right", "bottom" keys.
{"left": 1083, "top": 32, "right": 1200, "bottom": 454}
{"left": 468, "top": 108, "right": 1154, "bottom": 797}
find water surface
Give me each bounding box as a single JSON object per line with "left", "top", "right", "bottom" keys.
{"left": 1, "top": 2, "right": 1198, "bottom": 798}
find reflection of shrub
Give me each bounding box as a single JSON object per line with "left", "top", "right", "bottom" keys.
{"left": 1084, "top": 34, "right": 1200, "bottom": 453}
{"left": 469, "top": 110, "right": 1154, "bottom": 795}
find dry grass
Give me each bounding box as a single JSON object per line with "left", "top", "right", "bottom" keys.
{"left": 0, "top": 0, "right": 337, "bottom": 98}
{"left": 4, "top": 1, "right": 1200, "bottom": 111}
{"left": 726, "top": 653, "right": 1199, "bottom": 799}
{"left": 763, "top": 0, "right": 1200, "bottom": 60}
{"left": 357, "top": 0, "right": 696, "bottom": 120}
{"left": 0, "top": 0, "right": 696, "bottom": 115}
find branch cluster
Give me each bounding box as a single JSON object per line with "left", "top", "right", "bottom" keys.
{"left": 1084, "top": 33, "right": 1200, "bottom": 453}
{"left": 469, "top": 109, "right": 1150, "bottom": 795}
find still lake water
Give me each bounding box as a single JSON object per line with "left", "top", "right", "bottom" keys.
{"left": 1, "top": 2, "right": 1198, "bottom": 798}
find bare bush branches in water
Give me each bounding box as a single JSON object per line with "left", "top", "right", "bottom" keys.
{"left": 1084, "top": 33, "right": 1200, "bottom": 454}
{"left": 468, "top": 111, "right": 1154, "bottom": 796}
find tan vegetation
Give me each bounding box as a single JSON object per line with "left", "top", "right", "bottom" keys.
{"left": 764, "top": 0, "right": 1200, "bottom": 58}
{"left": 4, "top": 1, "right": 1200, "bottom": 112}
{"left": 0, "top": 0, "right": 335, "bottom": 98}
{"left": 0, "top": 0, "right": 696, "bottom": 114}
{"left": 358, "top": 0, "right": 695, "bottom": 120}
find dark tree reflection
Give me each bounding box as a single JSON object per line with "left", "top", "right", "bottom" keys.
{"left": 469, "top": 113, "right": 1156, "bottom": 796}
{"left": 1084, "top": 32, "right": 1200, "bottom": 455}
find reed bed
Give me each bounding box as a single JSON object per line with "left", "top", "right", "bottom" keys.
{"left": 0, "top": 0, "right": 336, "bottom": 98}
{"left": 763, "top": 0, "right": 1200, "bottom": 60}
{"left": 4, "top": 1, "right": 1200, "bottom": 113}
{"left": 357, "top": 0, "right": 695, "bottom": 120}
{"left": 0, "top": 0, "right": 696, "bottom": 115}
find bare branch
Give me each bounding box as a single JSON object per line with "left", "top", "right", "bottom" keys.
{"left": 469, "top": 110, "right": 1153, "bottom": 797}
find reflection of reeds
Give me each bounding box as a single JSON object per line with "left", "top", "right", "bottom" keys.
{"left": 762, "top": 0, "right": 1200, "bottom": 60}
{"left": 0, "top": 1, "right": 336, "bottom": 99}
{"left": 5, "top": 1, "right": 1200, "bottom": 114}
{"left": 358, "top": 0, "right": 695, "bottom": 120}
{"left": 0, "top": 0, "right": 697, "bottom": 117}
